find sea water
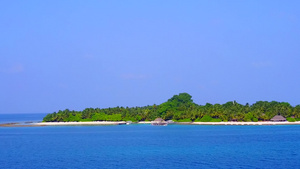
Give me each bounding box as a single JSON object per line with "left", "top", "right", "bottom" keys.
{"left": 0, "top": 114, "right": 300, "bottom": 169}
{"left": 0, "top": 113, "right": 47, "bottom": 124}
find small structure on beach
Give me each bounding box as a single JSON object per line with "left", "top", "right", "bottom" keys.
{"left": 151, "top": 118, "right": 168, "bottom": 126}
{"left": 231, "top": 118, "right": 238, "bottom": 122}
{"left": 270, "top": 115, "right": 286, "bottom": 122}
{"left": 166, "top": 120, "right": 174, "bottom": 124}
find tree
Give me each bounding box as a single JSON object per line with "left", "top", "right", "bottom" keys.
{"left": 168, "top": 93, "right": 193, "bottom": 105}
{"left": 42, "top": 93, "right": 300, "bottom": 123}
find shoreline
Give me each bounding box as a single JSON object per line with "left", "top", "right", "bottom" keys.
{"left": 34, "top": 121, "right": 127, "bottom": 126}
{"left": 1, "top": 121, "right": 300, "bottom": 127}
{"left": 190, "top": 121, "right": 300, "bottom": 125}
{"left": 31, "top": 121, "right": 300, "bottom": 126}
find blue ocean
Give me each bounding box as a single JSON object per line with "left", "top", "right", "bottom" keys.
{"left": 0, "top": 113, "right": 47, "bottom": 124}
{"left": 0, "top": 114, "right": 300, "bottom": 169}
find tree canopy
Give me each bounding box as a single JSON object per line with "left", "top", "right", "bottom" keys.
{"left": 43, "top": 93, "right": 300, "bottom": 122}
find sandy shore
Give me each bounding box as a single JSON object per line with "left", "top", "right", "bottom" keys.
{"left": 36, "top": 121, "right": 152, "bottom": 126}
{"left": 137, "top": 121, "right": 152, "bottom": 124}
{"left": 190, "top": 121, "right": 300, "bottom": 125}
{"left": 2, "top": 121, "right": 300, "bottom": 127}
{"left": 0, "top": 123, "right": 44, "bottom": 127}
{"left": 33, "top": 121, "right": 127, "bottom": 126}
{"left": 34, "top": 121, "right": 300, "bottom": 126}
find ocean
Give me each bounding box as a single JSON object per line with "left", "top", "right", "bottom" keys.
{"left": 0, "top": 113, "right": 47, "bottom": 124}
{"left": 0, "top": 114, "right": 300, "bottom": 169}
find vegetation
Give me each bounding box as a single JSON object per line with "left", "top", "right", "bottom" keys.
{"left": 43, "top": 93, "right": 300, "bottom": 122}
{"left": 286, "top": 117, "right": 296, "bottom": 122}
{"left": 175, "top": 118, "right": 192, "bottom": 122}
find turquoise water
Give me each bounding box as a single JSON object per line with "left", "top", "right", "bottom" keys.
{"left": 0, "top": 114, "right": 300, "bottom": 169}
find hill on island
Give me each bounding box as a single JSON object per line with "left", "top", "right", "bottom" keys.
{"left": 43, "top": 93, "right": 300, "bottom": 122}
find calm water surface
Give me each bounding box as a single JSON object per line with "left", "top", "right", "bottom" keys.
{"left": 0, "top": 114, "right": 299, "bottom": 169}
{"left": 0, "top": 113, "right": 47, "bottom": 124}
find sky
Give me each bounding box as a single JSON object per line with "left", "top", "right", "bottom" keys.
{"left": 1, "top": 0, "right": 300, "bottom": 114}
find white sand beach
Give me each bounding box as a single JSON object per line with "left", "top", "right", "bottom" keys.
{"left": 137, "top": 121, "right": 152, "bottom": 124}
{"left": 31, "top": 121, "right": 300, "bottom": 126}
{"left": 191, "top": 121, "right": 300, "bottom": 125}
{"left": 33, "top": 121, "right": 127, "bottom": 126}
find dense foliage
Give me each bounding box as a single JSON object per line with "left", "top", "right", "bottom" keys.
{"left": 43, "top": 93, "right": 300, "bottom": 122}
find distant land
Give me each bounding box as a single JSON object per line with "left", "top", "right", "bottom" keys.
{"left": 43, "top": 93, "right": 300, "bottom": 123}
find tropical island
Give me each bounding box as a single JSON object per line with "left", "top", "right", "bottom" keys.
{"left": 42, "top": 93, "right": 300, "bottom": 124}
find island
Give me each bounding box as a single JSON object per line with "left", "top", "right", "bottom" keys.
{"left": 41, "top": 93, "right": 300, "bottom": 125}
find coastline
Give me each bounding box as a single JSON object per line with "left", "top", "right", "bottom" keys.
{"left": 190, "top": 121, "right": 300, "bottom": 125}
{"left": 34, "top": 121, "right": 127, "bottom": 126}
{"left": 35, "top": 121, "right": 300, "bottom": 126}
{"left": 1, "top": 121, "right": 300, "bottom": 127}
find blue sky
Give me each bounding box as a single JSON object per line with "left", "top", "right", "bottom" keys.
{"left": 1, "top": 0, "right": 300, "bottom": 114}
